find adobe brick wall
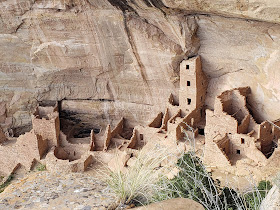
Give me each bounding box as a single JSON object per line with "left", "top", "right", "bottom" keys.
{"left": 32, "top": 111, "right": 60, "bottom": 147}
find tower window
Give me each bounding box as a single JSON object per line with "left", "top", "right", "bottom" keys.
{"left": 187, "top": 81, "right": 190, "bottom": 86}
{"left": 198, "top": 128, "right": 204, "bottom": 135}
{"left": 187, "top": 98, "right": 191, "bottom": 105}
{"left": 241, "top": 138, "right": 245, "bottom": 144}
{"left": 140, "top": 134, "right": 143, "bottom": 140}
{"left": 186, "top": 65, "right": 189, "bottom": 70}
{"left": 236, "top": 150, "right": 240, "bottom": 154}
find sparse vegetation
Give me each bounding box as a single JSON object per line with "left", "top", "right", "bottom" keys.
{"left": 36, "top": 163, "right": 46, "bottom": 171}
{"left": 243, "top": 180, "right": 272, "bottom": 209}
{"left": 157, "top": 152, "right": 271, "bottom": 209}
{"left": 0, "top": 174, "right": 14, "bottom": 193}
{"left": 103, "top": 146, "right": 176, "bottom": 206}
{"left": 104, "top": 125, "right": 272, "bottom": 209}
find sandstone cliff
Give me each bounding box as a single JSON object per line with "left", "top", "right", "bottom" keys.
{"left": 1, "top": 0, "right": 280, "bottom": 135}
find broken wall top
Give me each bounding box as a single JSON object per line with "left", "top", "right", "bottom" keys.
{"left": 33, "top": 101, "right": 58, "bottom": 119}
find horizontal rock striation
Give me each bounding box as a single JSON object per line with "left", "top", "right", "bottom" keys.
{"left": 0, "top": 0, "right": 280, "bottom": 134}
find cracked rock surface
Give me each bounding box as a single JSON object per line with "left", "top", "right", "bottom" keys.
{"left": 1, "top": 0, "right": 280, "bottom": 136}
{"left": 0, "top": 171, "right": 115, "bottom": 210}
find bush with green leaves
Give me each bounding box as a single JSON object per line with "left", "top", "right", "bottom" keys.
{"left": 157, "top": 152, "right": 272, "bottom": 210}
{"left": 36, "top": 163, "right": 46, "bottom": 171}
{"left": 243, "top": 180, "right": 272, "bottom": 209}
{"left": 0, "top": 174, "right": 14, "bottom": 193}
{"left": 104, "top": 124, "right": 273, "bottom": 209}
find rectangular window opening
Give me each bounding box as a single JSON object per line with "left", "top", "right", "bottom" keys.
{"left": 198, "top": 128, "right": 204, "bottom": 136}
{"left": 236, "top": 149, "right": 240, "bottom": 154}
{"left": 187, "top": 81, "right": 190, "bottom": 86}
{"left": 140, "top": 134, "right": 143, "bottom": 141}
{"left": 186, "top": 65, "right": 189, "bottom": 70}
{"left": 187, "top": 98, "right": 191, "bottom": 105}
{"left": 241, "top": 138, "right": 245, "bottom": 144}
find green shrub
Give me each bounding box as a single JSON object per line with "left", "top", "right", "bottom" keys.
{"left": 243, "top": 180, "right": 272, "bottom": 209}
{"left": 36, "top": 163, "right": 46, "bottom": 171}
{"left": 0, "top": 174, "right": 14, "bottom": 193}
{"left": 157, "top": 152, "right": 272, "bottom": 210}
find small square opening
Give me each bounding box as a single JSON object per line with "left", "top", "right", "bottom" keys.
{"left": 186, "top": 65, "right": 189, "bottom": 70}
{"left": 198, "top": 128, "right": 204, "bottom": 135}
{"left": 187, "top": 98, "right": 191, "bottom": 105}
{"left": 187, "top": 81, "right": 190, "bottom": 86}
{"left": 236, "top": 149, "right": 240, "bottom": 154}
{"left": 241, "top": 138, "right": 245, "bottom": 144}
{"left": 140, "top": 134, "right": 143, "bottom": 140}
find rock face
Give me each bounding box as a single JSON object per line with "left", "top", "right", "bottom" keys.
{"left": 162, "top": 0, "right": 280, "bottom": 24}
{"left": 0, "top": 171, "right": 115, "bottom": 209}
{"left": 1, "top": 0, "right": 280, "bottom": 135}
{"left": 197, "top": 15, "right": 280, "bottom": 123}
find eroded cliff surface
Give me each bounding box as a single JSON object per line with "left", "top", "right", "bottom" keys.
{"left": 1, "top": 0, "right": 280, "bottom": 135}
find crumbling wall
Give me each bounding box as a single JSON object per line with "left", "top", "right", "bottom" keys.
{"left": 245, "top": 145, "right": 268, "bottom": 166}
{"left": 134, "top": 125, "right": 160, "bottom": 147}
{"left": 168, "top": 94, "right": 179, "bottom": 107}
{"left": 237, "top": 115, "right": 250, "bottom": 134}
{"left": 182, "top": 108, "right": 204, "bottom": 128}
{"left": 111, "top": 118, "right": 124, "bottom": 138}
{"left": 168, "top": 110, "right": 184, "bottom": 141}
{"left": 216, "top": 88, "right": 250, "bottom": 126}
{"left": 205, "top": 109, "right": 237, "bottom": 141}
{"left": 266, "top": 141, "right": 280, "bottom": 166}
{"left": 32, "top": 111, "right": 60, "bottom": 147}
{"left": 204, "top": 140, "right": 231, "bottom": 167}
{"left": 258, "top": 121, "right": 274, "bottom": 154}
{"left": 128, "top": 129, "right": 137, "bottom": 149}
{"left": 46, "top": 148, "right": 93, "bottom": 173}
{"left": 160, "top": 108, "right": 170, "bottom": 131}
{"left": 228, "top": 134, "right": 254, "bottom": 158}
{"left": 89, "top": 130, "right": 95, "bottom": 151}
{"left": 103, "top": 125, "right": 112, "bottom": 151}
{"left": 17, "top": 130, "right": 48, "bottom": 164}
{"left": 216, "top": 135, "right": 230, "bottom": 156}
{"left": 148, "top": 112, "right": 163, "bottom": 128}
{"left": 272, "top": 120, "right": 280, "bottom": 140}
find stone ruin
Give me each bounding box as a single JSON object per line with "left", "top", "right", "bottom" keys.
{"left": 0, "top": 55, "right": 279, "bottom": 180}
{"left": 204, "top": 87, "right": 280, "bottom": 175}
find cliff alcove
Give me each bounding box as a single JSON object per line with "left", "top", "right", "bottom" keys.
{"left": 1, "top": 0, "right": 280, "bottom": 208}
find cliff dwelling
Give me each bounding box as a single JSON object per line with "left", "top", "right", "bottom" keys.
{"left": 0, "top": 55, "right": 279, "bottom": 184}
{"left": 204, "top": 87, "right": 280, "bottom": 170}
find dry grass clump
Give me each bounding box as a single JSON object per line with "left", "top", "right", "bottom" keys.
{"left": 103, "top": 146, "right": 177, "bottom": 206}
{"left": 103, "top": 125, "right": 273, "bottom": 209}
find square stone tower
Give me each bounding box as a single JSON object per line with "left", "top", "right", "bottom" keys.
{"left": 179, "top": 56, "right": 207, "bottom": 114}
